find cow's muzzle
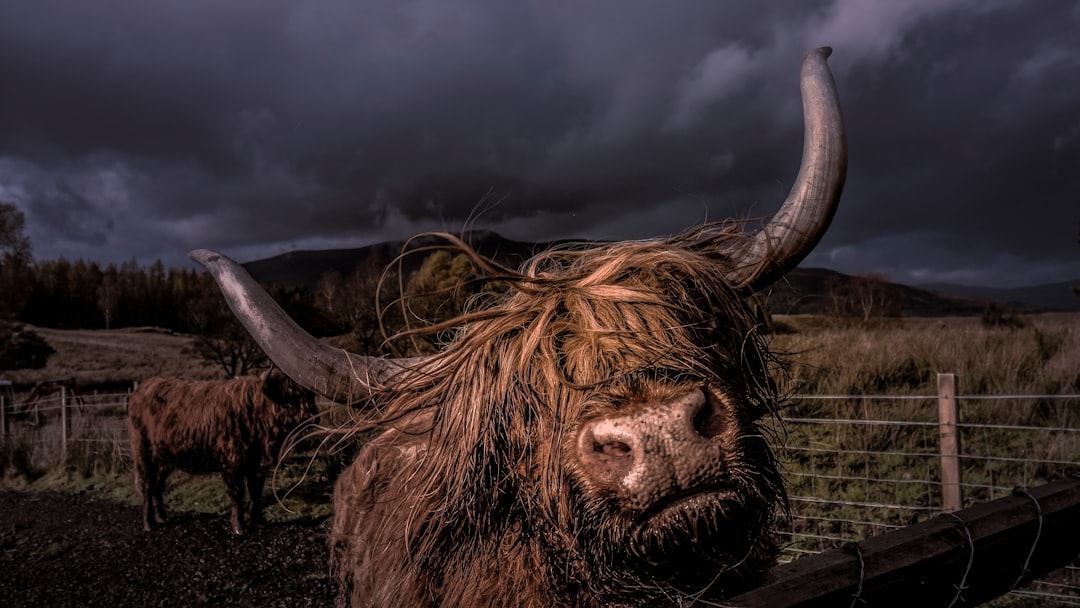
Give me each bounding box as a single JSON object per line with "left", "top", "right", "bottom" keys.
{"left": 576, "top": 388, "right": 732, "bottom": 512}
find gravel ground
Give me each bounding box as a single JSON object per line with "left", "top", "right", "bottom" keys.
{"left": 0, "top": 490, "right": 337, "bottom": 607}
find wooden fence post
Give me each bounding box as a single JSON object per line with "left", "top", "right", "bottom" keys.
{"left": 60, "top": 385, "right": 69, "bottom": 462}
{"left": 938, "top": 373, "right": 962, "bottom": 512}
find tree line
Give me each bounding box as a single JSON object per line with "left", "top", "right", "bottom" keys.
{"left": 3, "top": 249, "right": 485, "bottom": 368}
{"left": 1, "top": 200, "right": 494, "bottom": 375}
{"left": 3, "top": 199, "right": 924, "bottom": 374}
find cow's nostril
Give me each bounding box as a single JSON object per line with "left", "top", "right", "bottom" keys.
{"left": 595, "top": 441, "right": 632, "bottom": 458}
{"left": 693, "top": 393, "right": 725, "bottom": 438}
{"left": 578, "top": 426, "right": 636, "bottom": 487}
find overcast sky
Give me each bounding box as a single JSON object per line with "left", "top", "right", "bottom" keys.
{"left": 1, "top": 0, "right": 1077, "bottom": 288}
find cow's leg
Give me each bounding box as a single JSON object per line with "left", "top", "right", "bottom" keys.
{"left": 222, "top": 470, "right": 247, "bottom": 535}
{"left": 151, "top": 467, "right": 170, "bottom": 526}
{"left": 133, "top": 446, "right": 170, "bottom": 531}
{"left": 135, "top": 460, "right": 155, "bottom": 532}
{"left": 246, "top": 472, "right": 267, "bottom": 529}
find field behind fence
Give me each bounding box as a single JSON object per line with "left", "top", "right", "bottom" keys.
{"left": 2, "top": 374, "right": 1078, "bottom": 605}
{"left": 776, "top": 375, "right": 1080, "bottom": 605}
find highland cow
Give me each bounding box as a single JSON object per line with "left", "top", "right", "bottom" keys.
{"left": 127, "top": 369, "right": 318, "bottom": 535}
{"left": 191, "top": 47, "right": 846, "bottom": 606}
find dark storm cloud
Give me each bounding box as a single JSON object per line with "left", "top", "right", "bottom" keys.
{"left": 810, "top": 3, "right": 1080, "bottom": 286}
{"left": 0, "top": 0, "right": 1077, "bottom": 287}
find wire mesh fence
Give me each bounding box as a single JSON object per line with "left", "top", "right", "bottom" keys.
{"left": 0, "top": 390, "right": 131, "bottom": 472}
{"left": 776, "top": 379, "right": 1080, "bottom": 605}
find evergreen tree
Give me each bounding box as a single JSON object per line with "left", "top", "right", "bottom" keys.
{"left": 0, "top": 202, "right": 34, "bottom": 320}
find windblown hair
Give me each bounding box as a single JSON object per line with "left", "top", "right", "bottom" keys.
{"left": 330, "top": 222, "right": 787, "bottom": 607}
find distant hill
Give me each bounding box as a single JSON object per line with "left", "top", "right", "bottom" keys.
{"left": 758, "top": 268, "right": 993, "bottom": 317}
{"left": 917, "top": 281, "right": 1080, "bottom": 313}
{"left": 756, "top": 271, "right": 1078, "bottom": 315}
{"left": 243, "top": 230, "right": 557, "bottom": 289}
{"left": 243, "top": 231, "right": 1079, "bottom": 316}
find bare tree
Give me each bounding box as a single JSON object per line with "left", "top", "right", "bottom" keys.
{"left": 851, "top": 273, "right": 901, "bottom": 323}
{"left": 312, "top": 255, "right": 398, "bottom": 355}
{"left": 314, "top": 270, "right": 346, "bottom": 331}
{"left": 97, "top": 270, "right": 119, "bottom": 330}
{"left": 824, "top": 272, "right": 901, "bottom": 326}
{"left": 187, "top": 281, "right": 267, "bottom": 377}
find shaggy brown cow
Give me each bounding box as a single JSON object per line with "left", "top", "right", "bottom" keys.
{"left": 127, "top": 369, "right": 317, "bottom": 535}
{"left": 191, "top": 48, "right": 846, "bottom": 606}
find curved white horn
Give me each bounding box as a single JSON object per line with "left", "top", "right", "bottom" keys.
{"left": 725, "top": 47, "right": 847, "bottom": 290}
{"left": 190, "top": 248, "right": 421, "bottom": 403}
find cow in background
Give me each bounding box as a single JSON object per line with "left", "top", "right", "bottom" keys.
{"left": 127, "top": 368, "right": 318, "bottom": 535}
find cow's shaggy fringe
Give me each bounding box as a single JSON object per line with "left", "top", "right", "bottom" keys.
{"left": 327, "top": 222, "right": 788, "bottom": 607}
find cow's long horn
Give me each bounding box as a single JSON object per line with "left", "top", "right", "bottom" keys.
{"left": 724, "top": 46, "right": 847, "bottom": 290}
{"left": 189, "top": 249, "right": 419, "bottom": 403}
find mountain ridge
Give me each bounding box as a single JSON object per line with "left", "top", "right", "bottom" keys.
{"left": 241, "top": 232, "right": 1080, "bottom": 315}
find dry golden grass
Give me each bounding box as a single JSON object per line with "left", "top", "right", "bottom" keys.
{"left": 772, "top": 312, "right": 1080, "bottom": 398}
{"left": 8, "top": 312, "right": 1078, "bottom": 398}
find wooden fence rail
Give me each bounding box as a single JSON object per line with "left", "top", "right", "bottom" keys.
{"left": 731, "top": 475, "right": 1080, "bottom": 607}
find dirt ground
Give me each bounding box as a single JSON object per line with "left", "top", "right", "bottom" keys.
{"left": 0, "top": 490, "right": 337, "bottom": 607}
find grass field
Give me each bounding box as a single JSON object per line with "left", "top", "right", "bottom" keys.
{"left": 772, "top": 312, "right": 1079, "bottom": 397}
{"left": 5, "top": 326, "right": 223, "bottom": 390}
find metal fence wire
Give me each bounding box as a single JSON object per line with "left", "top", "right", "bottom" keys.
{"left": 777, "top": 382, "right": 1080, "bottom": 605}
{"left": 0, "top": 391, "right": 131, "bottom": 472}
{"left": 2, "top": 378, "right": 1078, "bottom": 604}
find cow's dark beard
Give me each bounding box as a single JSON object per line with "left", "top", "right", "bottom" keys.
{"left": 629, "top": 489, "right": 778, "bottom": 593}
{"left": 535, "top": 473, "right": 782, "bottom": 607}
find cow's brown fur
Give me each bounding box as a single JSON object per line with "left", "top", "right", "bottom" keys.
{"left": 128, "top": 369, "right": 317, "bottom": 535}
{"left": 330, "top": 228, "right": 787, "bottom": 607}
